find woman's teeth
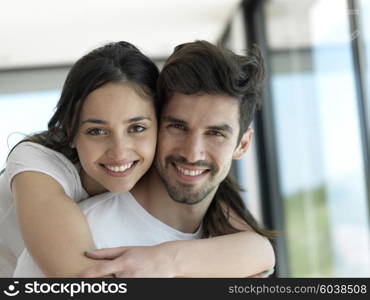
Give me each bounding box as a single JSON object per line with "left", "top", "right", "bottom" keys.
{"left": 105, "top": 162, "right": 134, "bottom": 172}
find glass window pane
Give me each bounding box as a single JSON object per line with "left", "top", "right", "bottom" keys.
{"left": 265, "top": 0, "right": 370, "bottom": 277}
{"left": 224, "top": 8, "right": 264, "bottom": 222}
{"left": 358, "top": 0, "right": 370, "bottom": 133}
{"left": 0, "top": 67, "right": 69, "bottom": 167}
{"left": 0, "top": 90, "right": 60, "bottom": 167}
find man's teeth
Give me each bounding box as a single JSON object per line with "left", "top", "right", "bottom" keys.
{"left": 105, "top": 163, "right": 134, "bottom": 172}
{"left": 176, "top": 165, "right": 206, "bottom": 176}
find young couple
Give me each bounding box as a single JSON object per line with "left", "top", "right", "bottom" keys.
{"left": 0, "top": 40, "right": 275, "bottom": 277}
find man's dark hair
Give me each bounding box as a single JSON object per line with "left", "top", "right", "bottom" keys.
{"left": 158, "top": 40, "right": 274, "bottom": 239}
{"left": 158, "top": 40, "right": 264, "bottom": 142}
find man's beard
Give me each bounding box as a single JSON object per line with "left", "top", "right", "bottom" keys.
{"left": 155, "top": 155, "right": 221, "bottom": 205}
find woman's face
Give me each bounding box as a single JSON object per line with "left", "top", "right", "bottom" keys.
{"left": 73, "top": 82, "right": 157, "bottom": 195}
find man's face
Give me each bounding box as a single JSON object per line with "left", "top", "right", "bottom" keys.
{"left": 155, "top": 92, "right": 251, "bottom": 205}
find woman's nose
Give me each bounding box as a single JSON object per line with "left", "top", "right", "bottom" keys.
{"left": 106, "top": 135, "right": 131, "bottom": 160}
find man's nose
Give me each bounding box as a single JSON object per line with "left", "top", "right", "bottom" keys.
{"left": 178, "top": 133, "right": 206, "bottom": 163}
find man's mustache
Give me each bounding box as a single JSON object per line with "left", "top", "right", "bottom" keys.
{"left": 165, "top": 155, "right": 215, "bottom": 173}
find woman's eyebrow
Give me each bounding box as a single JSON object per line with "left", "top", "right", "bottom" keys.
{"left": 80, "top": 119, "right": 107, "bottom": 125}
{"left": 126, "top": 116, "right": 152, "bottom": 123}
{"left": 80, "top": 116, "right": 152, "bottom": 125}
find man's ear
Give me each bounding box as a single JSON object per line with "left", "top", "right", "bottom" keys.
{"left": 233, "top": 128, "right": 253, "bottom": 160}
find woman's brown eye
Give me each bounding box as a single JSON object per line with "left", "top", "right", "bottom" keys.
{"left": 128, "top": 125, "right": 146, "bottom": 133}
{"left": 87, "top": 128, "right": 106, "bottom": 135}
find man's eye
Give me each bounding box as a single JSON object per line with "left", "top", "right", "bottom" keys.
{"left": 208, "top": 130, "right": 225, "bottom": 137}
{"left": 86, "top": 128, "right": 107, "bottom": 136}
{"left": 128, "top": 125, "right": 146, "bottom": 133}
{"left": 168, "top": 123, "right": 185, "bottom": 130}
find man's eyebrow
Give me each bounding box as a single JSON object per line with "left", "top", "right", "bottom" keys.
{"left": 162, "top": 116, "right": 187, "bottom": 125}
{"left": 207, "top": 124, "right": 233, "bottom": 133}
{"left": 162, "top": 116, "right": 233, "bottom": 133}
{"left": 80, "top": 116, "right": 152, "bottom": 125}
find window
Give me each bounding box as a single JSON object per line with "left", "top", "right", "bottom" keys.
{"left": 358, "top": 0, "right": 370, "bottom": 143}
{"left": 0, "top": 68, "right": 68, "bottom": 167}
{"left": 264, "top": 0, "right": 370, "bottom": 276}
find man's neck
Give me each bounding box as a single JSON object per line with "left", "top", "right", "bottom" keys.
{"left": 131, "top": 167, "right": 215, "bottom": 233}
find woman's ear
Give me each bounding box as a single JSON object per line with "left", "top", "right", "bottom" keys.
{"left": 233, "top": 128, "right": 253, "bottom": 160}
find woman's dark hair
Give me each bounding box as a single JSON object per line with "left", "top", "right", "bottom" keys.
{"left": 11, "top": 41, "right": 160, "bottom": 164}
{"left": 157, "top": 40, "right": 275, "bottom": 239}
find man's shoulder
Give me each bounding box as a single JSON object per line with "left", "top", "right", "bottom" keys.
{"left": 79, "top": 192, "right": 133, "bottom": 214}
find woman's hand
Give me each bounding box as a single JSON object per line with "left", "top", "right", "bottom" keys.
{"left": 81, "top": 231, "right": 275, "bottom": 278}
{"left": 79, "top": 244, "right": 176, "bottom": 278}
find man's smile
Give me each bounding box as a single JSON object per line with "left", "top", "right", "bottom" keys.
{"left": 171, "top": 162, "right": 210, "bottom": 183}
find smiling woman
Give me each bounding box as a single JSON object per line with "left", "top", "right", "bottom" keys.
{"left": 0, "top": 41, "right": 161, "bottom": 276}
{"left": 74, "top": 82, "right": 157, "bottom": 195}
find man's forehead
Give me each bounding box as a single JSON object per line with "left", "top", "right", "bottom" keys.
{"left": 161, "top": 93, "right": 240, "bottom": 128}
{"left": 164, "top": 92, "right": 239, "bottom": 109}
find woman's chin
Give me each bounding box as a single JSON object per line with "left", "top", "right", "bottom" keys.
{"left": 106, "top": 182, "right": 135, "bottom": 193}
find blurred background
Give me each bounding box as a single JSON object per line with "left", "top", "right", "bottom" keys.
{"left": 0, "top": 0, "right": 369, "bottom": 277}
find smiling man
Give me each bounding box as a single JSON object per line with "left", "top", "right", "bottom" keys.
{"left": 156, "top": 92, "right": 249, "bottom": 206}
{"left": 75, "top": 41, "right": 275, "bottom": 278}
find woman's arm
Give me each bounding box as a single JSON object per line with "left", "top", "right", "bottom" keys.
{"left": 81, "top": 232, "right": 274, "bottom": 278}
{"left": 12, "top": 171, "right": 105, "bottom": 277}
{"left": 164, "top": 203, "right": 275, "bottom": 277}
{"left": 81, "top": 209, "right": 275, "bottom": 278}
{"left": 164, "top": 231, "right": 274, "bottom": 277}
